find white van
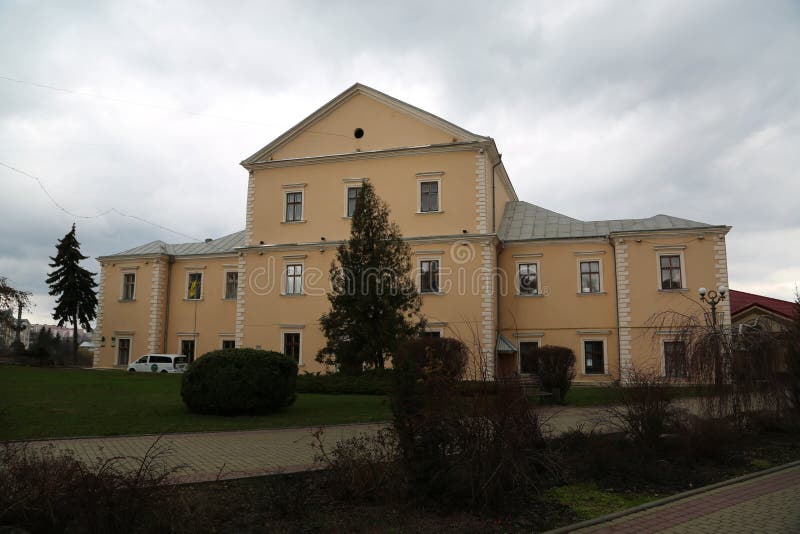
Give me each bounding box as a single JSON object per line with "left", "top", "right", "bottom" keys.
{"left": 128, "top": 354, "right": 188, "bottom": 373}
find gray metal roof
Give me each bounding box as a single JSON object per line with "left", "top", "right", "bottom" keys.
{"left": 496, "top": 333, "right": 517, "bottom": 353}
{"left": 498, "top": 202, "right": 716, "bottom": 241}
{"left": 107, "top": 230, "right": 246, "bottom": 257}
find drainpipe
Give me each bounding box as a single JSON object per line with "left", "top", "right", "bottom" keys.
{"left": 491, "top": 152, "right": 503, "bottom": 234}
{"left": 490, "top": 152, "right": 503, "bottom": 379}
{"left": 162, "top": 255, "right": 174, "bottom": 352}
{"left": 609, "top": 235, "right": 622, "bottom": 382}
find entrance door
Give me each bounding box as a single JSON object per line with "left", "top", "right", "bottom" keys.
{"left": 181, "top": 339, "right": 196, "bottom": 363}
{"left": 117, "top": 338, "right": 131, "bottom": 366}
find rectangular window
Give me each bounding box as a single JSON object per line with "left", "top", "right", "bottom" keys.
{"left": 518, "top": 263, "right": 538, "bottom": 295}
{"left": 420, "top": 181, "right": 439, "bottom": 212}
{"left": 420, "top": 259, "right": 440, "bottom": 293}
{"left": 285, "top": 191, "right": 303, "bottom": 222}
{"left": 519, "top": 341, "right": 540, "bottom": 374}
{"left": 117, "top": 338, "right": 131, "bottom": 366}
{"left": 346, "top": 186, "right": 362, "bottom": 217}
{"left": 187, "top": 273, "right": 203, "bottom": 300}
{"left": 224, "top": 271, "right": 238, "bottom": 300}
{"left": 664, "top": 341, "right": 687, "bottom": 378}
{"left": 422, "top": 330, "right": 442, "bottom": 339}
{"left": 580, "top": 261, "right": 601, "bottom": 293}
{"left": 285, "top": 264, "right": 303, "bottom": 295}
{"left": 660, "top": 255, "right": 683, "bottom": 290}
{"left": 283, "top": 332, "right": 301, "bottom": 363}
{"left": 181, "top": 339, "right": 196, "bottom": 363}
{"left": 584, "top": 340, "right": 605, "bottom": 374}
{"left": 122, "top": 273, "right": 136, "bottom": 300}
{"left": 222, "top": 339, "right": 236, "bottom": 350}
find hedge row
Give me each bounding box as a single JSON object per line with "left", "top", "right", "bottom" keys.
{"left": 296, "top": 370, "right": 394, "bottom": 395}
{"left": 295, "top": 369, "right": 505, "bottom": 396}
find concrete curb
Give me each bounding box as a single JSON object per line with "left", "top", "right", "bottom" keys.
{"left": 544, "top": 459, "right": 800, "bottom": 533}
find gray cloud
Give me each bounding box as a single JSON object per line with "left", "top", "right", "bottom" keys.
{"left": 1, "top": 0, "right": 798, "bottom": 323}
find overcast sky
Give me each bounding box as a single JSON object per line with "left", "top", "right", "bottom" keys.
{"left": 1, "top": 0, "right": 798, "bottom": 323}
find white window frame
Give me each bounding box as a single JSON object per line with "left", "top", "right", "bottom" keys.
{"left": 416, "top": 176, "right": 443, "bottom": 214}
{"left": 223, "top": 270, "right": 238, "bottom": 300}
{"left": 283, "top": 262, "right": 304, "bottom": 296}
{"left": 581, "top": 337, "right": 608, "bottom": 375}
{"left": 116, "top": 337, "right": 132, "bottom": 366}
{"left": 120, "top": 272, "right": 136, "bottom": 301}
{"left": 661, "top": 339, "right": 687, "bottom": 379}
{"left": 516, "top": 261, "right": 541, "bottom": 296}
{"left": 281, "top": 330, "right": 303, "bottom": 365}
{"left": 418, "top": 257, "right": 442, "bottom": 294}
{"left": 577, "top": 258, "right": 604, "bottom": 294}
{"left": 185, "top": 271, "right": 204, "bottom": 300}
{"left": 283, "top": 188, "right": 305, "bottom": 223}
{"left": 656, "top": 251, "right": 687, "bottom": 291}
{"left": 518, "top": 339, "right": 541, "bottom": 375}
{"left": 178, "top": 336, "right": 197, "bottom": 361}
{"left": 342, "top": 178, "right": 366, "bottom": 218}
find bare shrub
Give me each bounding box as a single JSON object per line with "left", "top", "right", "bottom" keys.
{"left": 649, "top": 302, "right": 794, "bottom": 428}
{"left": 0, "top": 439, "right": 193, "bottom": 533}
{"left": 391, "top": 337, "right": 561, "bottom": 512}
{"left": 311, "top": 426, "right": 404, "bottom": 503}
{"left": 606, "top": 368, "right": 677, "bottom": 448}
{"left": 530, "top": 345, "right": 576, "bottom": 403}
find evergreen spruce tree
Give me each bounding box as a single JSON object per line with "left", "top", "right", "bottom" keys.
{"left": 46, "top": 224, "right": 98, "bottom": 363}
{"left": 317, "top": 181, "right": 423, "bottom": 373}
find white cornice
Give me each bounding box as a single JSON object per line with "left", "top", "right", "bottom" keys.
{"left": 243, "top": 142, "right": 483, "bottom": 170}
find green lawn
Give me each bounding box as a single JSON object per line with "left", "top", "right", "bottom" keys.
{"left": 0, "top": 365, "right": 391, "bottom": 440}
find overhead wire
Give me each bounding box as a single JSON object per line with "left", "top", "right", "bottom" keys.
{"left": 0, "top": 160, "right": 202, "bottom": 241}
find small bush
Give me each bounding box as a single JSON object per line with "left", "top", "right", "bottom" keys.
{"left": 606, "top": 369, "right": 676, "bottom": 448}
{"left": 391, "top": 337, "right": 560, "bottom": 511}
{"left": 0, "top": 440, "right": 195, "bottom": 534}
{"left": 296, "top": 369, "right": 393, "bottom": 395}
{"left": 532, "top": 345, "right": 576, "bottom": 403}
{"left": 311, "top": 427, "right": 404, "bottom": 502}
{"left": 181, "top": 348, "right": 297, "bottom": 415}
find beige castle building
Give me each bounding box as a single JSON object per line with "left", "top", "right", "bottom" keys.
{"left": 94, "top": 84, "right": 731, "bottom": 383}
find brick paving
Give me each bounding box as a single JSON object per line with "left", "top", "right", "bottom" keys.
{"left": 31, "top": 423, "right": 385, "bottom": 483}
{"left": 575, "top": 464, "right": 800, "bottom": 533}
{"left": 23, "top": 405, "right": 604, "bottom": 483}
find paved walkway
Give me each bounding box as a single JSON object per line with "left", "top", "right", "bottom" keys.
{"left": 569, "top": 463, "right": 800, "bottom": 533}
{"left": 25, "top": 405, "right": 607, "bottom": 483}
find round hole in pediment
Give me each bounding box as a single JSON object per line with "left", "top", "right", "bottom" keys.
{"left": 354, "top": 128, "right": 364, "bottom": 139}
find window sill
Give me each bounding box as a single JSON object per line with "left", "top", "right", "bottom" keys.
{"left": 582, "top": 372, "right": 610, "bottom": 376}
{"left": 118, "top": 298, "right": 136, "bottom": 303}
{"left": 516, "top": 293, "right": 543, "bottom": 298}
{"left": 415, "top": 211, "right": 444, "bottom": 215}
{"left": 421, "top": 291, "right": 445, "bottom": 296}
{"left": 281, "top": 220, "right": 307, "bottom": 224}
{"left": 576, "top": 291, "right": 607, "bottom": 296}
{"left": 183, "top": 298, "right": 204, "bottom": 302}
{"left": 658, "top": 288, "right": 688, "bottom": 293}
{"left": 280, "top": 293, "right": 305, "bottom": 297}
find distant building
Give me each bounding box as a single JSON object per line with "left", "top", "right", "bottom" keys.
{"left": 730, "top": 290, "right": 796, "bottom": 333}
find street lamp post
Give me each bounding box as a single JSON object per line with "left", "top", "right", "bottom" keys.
{"left": 699, "top": 285, "right": 728, "bottom": 385}
{"left": 698, "top": 285, "right": 728, "bottom": 326}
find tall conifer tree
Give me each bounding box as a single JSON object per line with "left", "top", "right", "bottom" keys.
{"left": 46, "top": 224, "right": 97, "bottom": 362}
{"left": 317, "top": 181, "right": 422, "bottom": 373}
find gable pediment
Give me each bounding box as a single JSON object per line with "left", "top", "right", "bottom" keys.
{"left": 241, "top": 83, "right": 487, "bottom": 166}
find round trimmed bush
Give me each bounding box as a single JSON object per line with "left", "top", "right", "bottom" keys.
{"left": 180, "top": 348, "right": 298, "bottom": 415}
